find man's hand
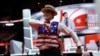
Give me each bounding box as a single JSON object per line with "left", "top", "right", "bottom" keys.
{"left": 76, "top": 46, "right": 82, "bottom": 53}
{"left": 44, "top": 23, "right": 50, "bottom": 30}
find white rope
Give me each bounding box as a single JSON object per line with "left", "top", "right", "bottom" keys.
{"left": 0, "top": 19, "right": 23, "bottom": 23}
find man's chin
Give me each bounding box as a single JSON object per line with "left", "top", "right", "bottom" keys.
{"left": 45, "top": 19, "right": 51, "bottom": 21}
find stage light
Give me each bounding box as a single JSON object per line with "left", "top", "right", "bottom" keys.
{"left": 5, "top": 23, "right": 14, "bottom": 26}
{"left": 59, "top": 0, "right": 63, "bottom": 5}
{"left": 37, "top": 2, "right": 40, "bottom": 5}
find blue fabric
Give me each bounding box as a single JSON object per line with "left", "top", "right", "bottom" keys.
{"left": 38, "top": 21, "right": 58, "bottom": 34}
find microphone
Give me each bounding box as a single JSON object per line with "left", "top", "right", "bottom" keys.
{"left": 96, "top": 40, "right": 100, "bottom": 51}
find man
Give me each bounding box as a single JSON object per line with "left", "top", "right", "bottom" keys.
{"left": 63, "top": 12, "right": 68, "bottom": 26}
{"left": 62, "top": 12, "right": 75, "bottom": 31}
{"left": 29, "top": 4, "right": 82, "bottom": 56}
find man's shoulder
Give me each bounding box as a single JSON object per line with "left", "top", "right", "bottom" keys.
{"left": 51, "top": 21, "right": 59, "bottom": 24}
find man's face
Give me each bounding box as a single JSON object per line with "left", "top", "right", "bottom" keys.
{"left": 64, "top": 13, "right": 68, "bottom": 19}
{"left": 43, "top": 12, "right": 54, "bottom": 21}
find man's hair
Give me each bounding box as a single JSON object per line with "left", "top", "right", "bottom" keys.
{"left": 63, "top": 12, "right": 67, "bottom": 16}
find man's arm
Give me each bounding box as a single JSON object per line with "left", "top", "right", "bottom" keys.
{"left": 59, "top": 23, "right": 82, "bottom": 46}
{"left": 29, "top": 19, "right": 44, "bottom": 31}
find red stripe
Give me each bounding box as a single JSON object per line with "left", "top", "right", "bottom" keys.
{"left": 45, "top": 41, "right": 58, "bottom": 44}
{"left": 60, "top": 10, "right": 63, "bottom": 23}
{"left": 69, "top": 8, "right": 81, "bottom": 18}
{"left": 38, "top": 37, "right": 58, "bottom": 39}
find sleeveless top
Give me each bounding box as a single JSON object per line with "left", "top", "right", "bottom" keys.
{"left": 35, "top": 21, "right": 60, "bottom": 50}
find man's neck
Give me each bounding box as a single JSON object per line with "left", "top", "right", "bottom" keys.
{"left": 45, "top": 20, "right": 50, "bottom": 23}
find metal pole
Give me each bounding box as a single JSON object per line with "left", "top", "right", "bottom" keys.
{"left": 95, "top": 0, "right": 100, "bottom": 52}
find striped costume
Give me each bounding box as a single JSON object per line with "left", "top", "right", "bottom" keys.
{"left": 29, "top": 19, "right": 82, "bottom": 56}
{"left": 35, "top": 21, "right": 63, "bottom": 51}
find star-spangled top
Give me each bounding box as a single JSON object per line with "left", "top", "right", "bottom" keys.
{"left": 38, "top": 21, "right": 59, "bottom": 34}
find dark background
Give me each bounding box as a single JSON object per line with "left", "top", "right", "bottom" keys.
{"left": 0, "top": 0, "right": 93, "bottom": 20}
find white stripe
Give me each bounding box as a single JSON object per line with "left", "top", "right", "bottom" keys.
{"left": 44, "top": 39, "right": 51, "bottom": 42}
{"left": 46, "top": 44, "right": 59, "bottom": 47}
{"left": 36, "top": 39, "right": 44, "bottom": 42}
{"left": 49, "top": 35, "right": 58, "bottom": 38}
{"left": 44, "top": 39, "right": 58, "bottom": 43}
{"left": 51, "top": 40, "right": 58, "bottom": 43}
{"left": 38, "top": 35, "right": 45, "bottom": 37}
{"left": 37, "top": 39, "right": 58, "bottom": 43}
